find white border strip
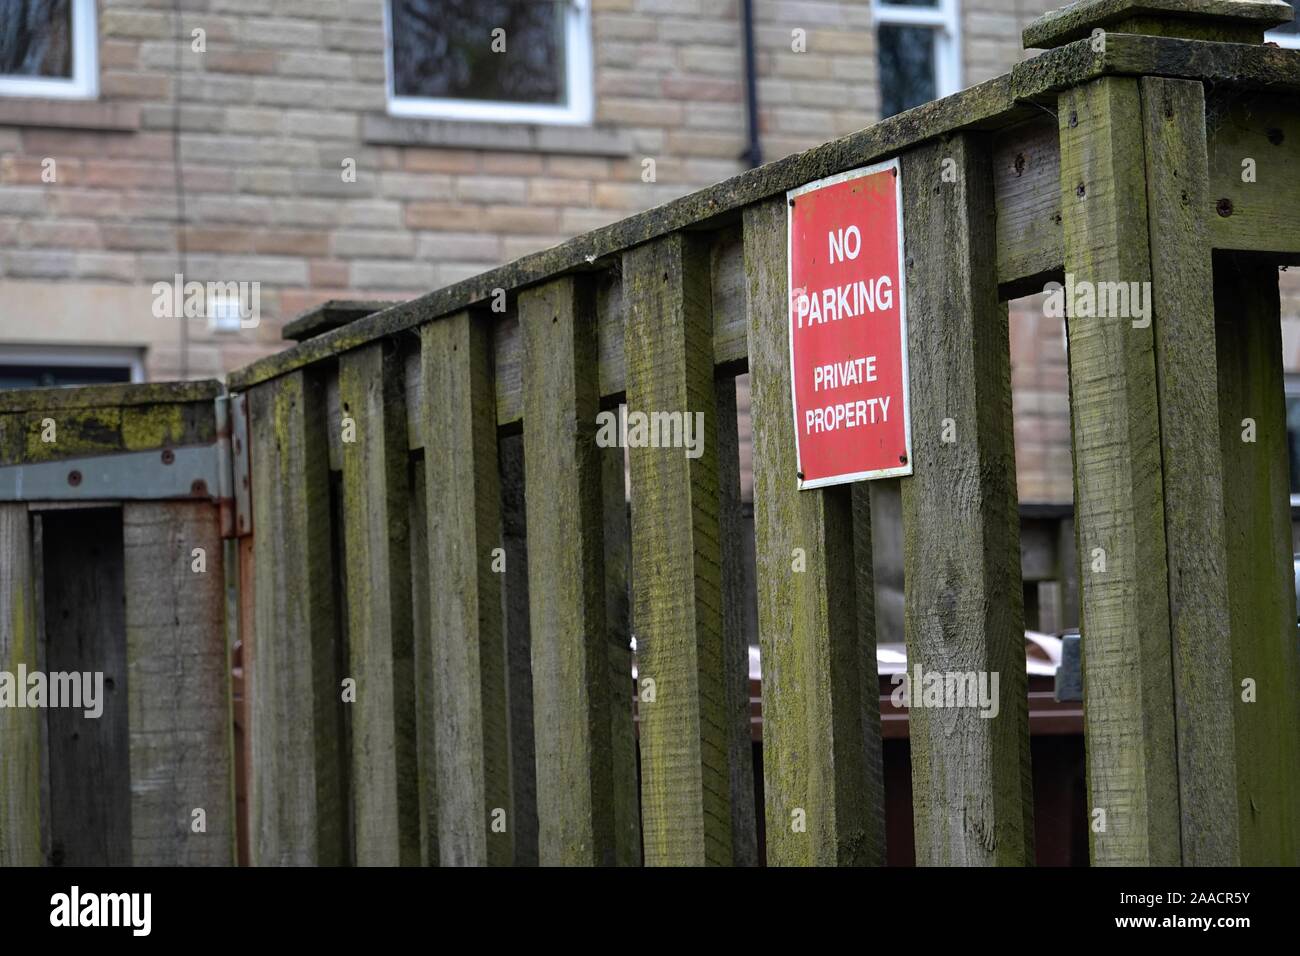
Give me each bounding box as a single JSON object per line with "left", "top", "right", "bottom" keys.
{"left": 786, "top": 157, "right": 913, "bottom": 491}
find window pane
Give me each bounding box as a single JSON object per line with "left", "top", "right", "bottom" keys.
{"left": 391, "top": 0, "right": 567, "bottom": 105}
{"left": 0, "top": 0, "right": 74, "bottom": 79}
{"left": 879, "top": 24, "right": 936, "bottom": 119}
{"left": 879, "top": 0, "right": 940, "bottom": 7}
{"left": 0, "top": 364, "right": 131, "bottom": 389}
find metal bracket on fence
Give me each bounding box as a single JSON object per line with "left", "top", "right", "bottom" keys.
{"left": 0, "top": 393, "right": 253, "bottom": 539}
{"left": 0, "top": 443, "right": 224, "bottom": 505}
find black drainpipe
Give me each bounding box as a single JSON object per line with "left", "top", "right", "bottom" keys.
{"left": 740, "top": 0, "right": 763, "bottom": 168}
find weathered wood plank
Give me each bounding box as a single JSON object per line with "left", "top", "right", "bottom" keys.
{"left": 420, "top": 310, "right": 512, "bottom": 866}
{"left": 41, "top": 508, "right": 131, "bottom": 866}
{"left": 1214, "top": 255, "right": 1300, "bottom": 864}
{"left": 900, "top": 135, "right": 1033, "bottom": 866}
{"left": 1206, "top": 92, "right": 1300, "bottom": 259}
{"left": 521, "top": 276, "right": 622, "bottom": 865}
{"left": 0, "top": 504, "right": 41, "bottom": 865}
{"left": 624, "top": 233, "right": 732, "bottom": 866}
{"left": 1140, "top": 75, "right": 1239, "bottom": 865}
{"left": 248, "top": 371, "right": 346, "bottom": 865}
{"left": 0, "top": 396, "right": 218, "bottom": 467}
{"left": 743, "top": 197, "right": 884, "bottom": 866}
{"left": 1024, "top": 0, "right": 1291, "bottom": 50}
{"left": 716, "top": 376, "right": 758, "bottom": 867}
{"left": 601, "top": 440, "right": 642, "bottom": 866}
{"left": 1059, "top": 76, "right": 1180, "bottom": 865}
{"left": 0, "top": 379, "right": 221, "bottom": 413}
{"left": 339, "top": 342, "right": 420, "bottom": 866}
{"left": 992, "top": 116, "right": 1064, "bottom": 299}
{"left": 123, "top": 502, "right": 235, "bottom": 865}
{"left": 499, "top": 433, "right": 539, "bottom": 866}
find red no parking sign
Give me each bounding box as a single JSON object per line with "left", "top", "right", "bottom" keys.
{"left": 787, "top": 158, "right": 912, "bottom": 489}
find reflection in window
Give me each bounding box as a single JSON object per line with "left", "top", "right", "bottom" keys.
{"left": 0, "top": 0, "right": 95, "bottom": 98}
{"left": 874, "top": 0, "right": 959, "bottom": 120}
{"left": 386, "top": 0, "right": 592, "bottom": 124}
{"left": 879, "top": 25, "right": 937, "bottom": 119}
{"left": 0, "top": 0, "right": 73, "bottom": 79}
{"left": 391, "top": 0, "right": 566, "bottom": 104}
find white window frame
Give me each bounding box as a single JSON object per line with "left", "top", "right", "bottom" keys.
{"left": 0, "top": 345, "right": 144, "bottom": 385}
{"left": 383, "top": 0, "right": 594, "bottom": 126}
{"left": 0, "top": 0, "right": 99, "bottom": 100}
{"left": 873, "top": 0, "right": 962, "bottom": 108}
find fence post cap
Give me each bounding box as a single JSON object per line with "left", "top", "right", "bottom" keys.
{"left": 1023, "top": 0, "right": 1293, "bottom": 49}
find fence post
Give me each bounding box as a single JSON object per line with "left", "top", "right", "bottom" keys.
{"left": 899, "top": 135, "right": 1033, "bottom": 865}
{"left": 744, "top": 197, "right": 885, "bottom": 866}
{"left": 0, "top": 504, "right": 41, "bottom": 866}
{"left": 624, "top": 233, "right": 733, "bottom": 866}
{"left": 248, "top": 371, "right": 347, "bottom": 865}
{"left": 339, "top": 342, "right": 420, "bottom": 865}
{"left": 1214, "top": 260, "right": 1300, "bottom": 864}
{"left": 1058, "top": 73, "right": 1181, "bottom": 866}
{"left": 1138, "top": 75, "right": 1240, "bottom": 865}
{"left": 521, "top": 275, "right": 629, "bottom": 865}
{"left": 420, "top": 310, "right": 513, "bottom": 866}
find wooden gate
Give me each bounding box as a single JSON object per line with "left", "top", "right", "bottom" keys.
{"left": 2, "top": 0, "right": 1299, "bottom": 866}
{"left": 0, "top": 382, "right": 236, "bottom": 865}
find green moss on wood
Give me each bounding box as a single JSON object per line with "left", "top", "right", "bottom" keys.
{"left": 1024, "top": 0, "right": 1292, "bottom": 50}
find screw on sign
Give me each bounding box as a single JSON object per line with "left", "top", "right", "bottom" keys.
{"left": 786, "top": 158, "right": 912, "bottom": 489}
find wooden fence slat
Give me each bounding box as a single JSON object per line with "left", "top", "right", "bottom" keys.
{"left": 500, "top": 432, "right": 539, "bottom": 866}
{"left": 716, "top": 376, "right": 758, "bottom": 866}
{"left": 899, "top": 136, "right": 1033, "bottom": 866}
{"left": 339, "top": 342, "right": 420, "bottom": 866}
{"left": 624, "top": 233, "right": 732, "bottom": 866}
{"left": 1139, "top": 75, "right": 1239, "bottom": 865}
{"left": 1214, "top": 256, "right": 1300, "bottom": 864}
{"left": 601, "top": 440, "right": 642, "bottom": 866}
{"left": 420, "top": 310, "right": 513, "bottom": 866}
{"left": 248, "top": 371, "right": 346, "bottom": 865}
{"left": 407, "top": 455, "right": 438, "bottom": 865}
{"left": 122, "top": 502, "right": 234, "bottom": 865}
{"left": 1059, "top": 76, "right": 1181, "bottom": 865}
{"left": 236, "top": 534, "right": 254, "bottom": 866}
{"left": 521, "top": 275, "right": 623, "bottom": 865}
{"left": 0, "top": 504, "right": 41, "bottom": 866}
{"left": 743, "top": 197, "right": 884, "bottom": 866}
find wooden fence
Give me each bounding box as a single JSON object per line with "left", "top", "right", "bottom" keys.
{"left": 3, "top": 0, "right": 1300, "bottom": 866}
